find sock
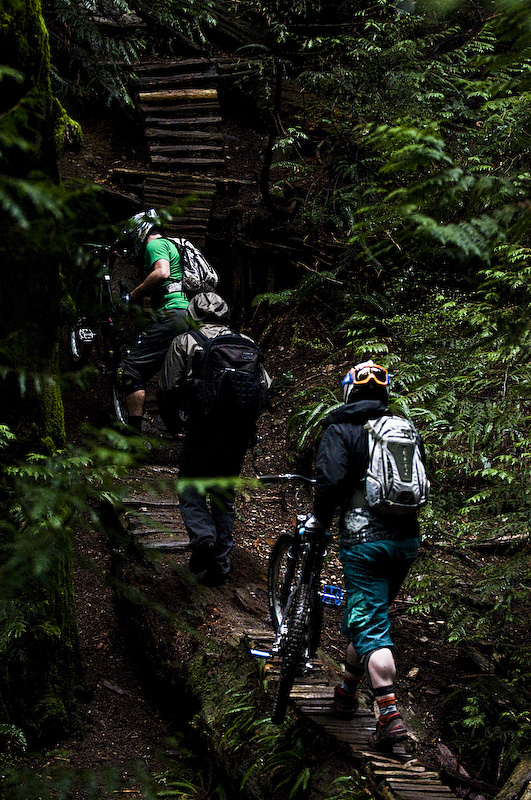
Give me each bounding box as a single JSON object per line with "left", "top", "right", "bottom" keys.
{"left": 375, "top": 685, "right": 399, "bottom": 724}
{"left": 128, "top": 415, "right": 143, "bottom": 432}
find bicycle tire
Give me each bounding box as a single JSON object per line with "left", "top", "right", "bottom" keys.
{"left": 271, "top": 584, "right": 312, "bottom": 724}
{"left": 268, "top": 533, "right": 299, "bottom": 632}
{"left": 111, "top": 383, "right": 128, "bottom": 426}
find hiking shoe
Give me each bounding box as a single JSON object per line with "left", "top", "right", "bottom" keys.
{"left": 333, "top": 686, "right": 359, "bottom": 720}
{"left": 200, "top": 570, "right": 226, "bottom": 588}
{"left": 370, "top": 713, "right": 409, "bottom": 750}
{"left": 189, "top": 541, "right": 215, "bottom": 574}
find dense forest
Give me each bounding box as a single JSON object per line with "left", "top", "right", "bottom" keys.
{"left": 1, "top": 0, "right": 531, "bottom": 798}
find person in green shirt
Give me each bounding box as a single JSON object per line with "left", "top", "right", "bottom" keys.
{"left": 119, "top": 209, "right": 190, "bottom": 432}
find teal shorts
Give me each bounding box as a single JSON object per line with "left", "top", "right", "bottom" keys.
{"left": 340, "top": 538, "right": 419, "bottom": 659}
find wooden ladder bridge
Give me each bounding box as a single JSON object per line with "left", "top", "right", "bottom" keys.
{"left": 119, "top": 492, "right": 462, "bottom": 800}
{"left": 112, "top": 56, "right": 245, "bottom": 248}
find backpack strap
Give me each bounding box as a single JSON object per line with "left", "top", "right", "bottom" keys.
{"left": 160, "top": 238, "right": 185, "bottom": 295}
{"left": 189, "top": 328, "right": 207, "bottom": 345}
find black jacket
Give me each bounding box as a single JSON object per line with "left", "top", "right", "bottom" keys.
{"left": 313, "top": 398, "right": 420, "bottom": 539}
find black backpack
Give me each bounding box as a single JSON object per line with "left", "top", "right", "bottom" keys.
{"left": 189, "top": 330, "right": 264, "bottom": 423}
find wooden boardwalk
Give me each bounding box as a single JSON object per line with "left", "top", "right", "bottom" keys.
{"left": 120, "top": 492, "right": 461, "bottom": 800}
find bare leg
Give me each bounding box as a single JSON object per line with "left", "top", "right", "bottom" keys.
{"left": 366, "top": 647, "right": 408, "bottom": 747}
{"left": 334, "top": 642, "right": 364, "bottom": 718}
{"left": 126, "top": 389, "right": 145, "bottom": 431}
{"left": 365, "top": 647, "right": 396, "bottom": 689}
{"left": 126, "top": 388, "right": 145, "bottom": 417}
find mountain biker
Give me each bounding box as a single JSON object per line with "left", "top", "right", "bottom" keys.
{"left": 304, "top": 360, "right": 425, "bottom": 751}
{"left": 157, "top": 292, "right": 271, "bottom": 587}
{"left": 119, "top": 209, "right": 190, "bottom": 432}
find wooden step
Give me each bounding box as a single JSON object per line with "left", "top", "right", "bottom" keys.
{"left": 138, "top": 88, "right": 218, "bottom": 103}
{"left": 135, "top": 70, "right": 217, "bottom": 88}
{"left": 151, "top": 155, "right": 225, "bottom": 166}
{"left": 145, "top": 129, "right": 224, "bottom": 141}
{"left": 140, "top": 103, "right": 220, "bottom": 116}
{"left": 134, "top": 58, "right": 217, "bottom": 73}
{"left": 112, "top": 167, "right": 217, "bottom": 185}
{"left": 144, "top": 115, "right": 223, "bottom": 127}
{"left": 149, "top": 144, "right": 224, "bottom": 155}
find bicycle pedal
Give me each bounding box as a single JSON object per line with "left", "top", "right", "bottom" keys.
{"left": 322, "top": 585, "right": 343, "bottom": 605}
{"left": 250, "top": 648, "right": 271, "bottom": 659}
{"left": 78, "top": 327, "right": 95, "bottom": 343}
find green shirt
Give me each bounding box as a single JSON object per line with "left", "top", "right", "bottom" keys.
{"left": 144, "top": 238, "right": 188, "bottom": 312}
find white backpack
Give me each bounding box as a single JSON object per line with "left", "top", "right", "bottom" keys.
{"left": 364, "top": 415, "right": 429, "bottom": 515}
{"left": 167, "top": 237, "right": 219, "bottom": 295}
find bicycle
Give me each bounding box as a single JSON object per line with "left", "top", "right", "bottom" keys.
{"left": 68, "top": 241, "right": 133, "bottom": 426}
{"left": 258, "top": 473, "right": 331, "bottom": 724}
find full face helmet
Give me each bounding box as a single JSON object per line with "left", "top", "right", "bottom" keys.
{"left": 342, "top": 360, "right": 390, "bottom": 404}
{"left": 123, "top": 208, "right": 161, "bottom": 259}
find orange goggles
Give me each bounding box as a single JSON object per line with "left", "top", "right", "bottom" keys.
{"left": 352, "top": 364, "right": 389, "bottom": 386}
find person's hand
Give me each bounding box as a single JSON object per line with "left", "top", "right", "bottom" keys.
{"left": 118, "top": 280, "right": 130, "bottom": 307}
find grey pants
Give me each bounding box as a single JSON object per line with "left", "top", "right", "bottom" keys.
{"left": 179, "top": 485, "right": 235, "bottom": 575}
{"left": 178, "top": 423, "right": 251, "bottom": 576}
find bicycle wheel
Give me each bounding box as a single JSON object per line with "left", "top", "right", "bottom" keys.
{"left": 111, "top": 383, "right": 128, "bottom": 426}
{"left": 268, "top": 533, "right": 299, "bottom": 632}
{"left": 271, "top": 584, "right": 312, "bottom": 724}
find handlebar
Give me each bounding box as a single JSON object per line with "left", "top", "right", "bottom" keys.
{"left": 257, "top": 474, "right": 316, "bottom": 486}
{"left": 83, "top": 241, "right": 131, "bottom": 258}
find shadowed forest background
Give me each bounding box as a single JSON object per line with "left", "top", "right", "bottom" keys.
{"left": 1, "top": 0, "right": 531, "bottom": 798}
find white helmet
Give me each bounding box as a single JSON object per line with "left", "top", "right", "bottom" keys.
{"left": 342, "top": 360, "right": 390, "bottom": 404}
{"left": 123, "top": 208, "right": 161, "bottom": 258}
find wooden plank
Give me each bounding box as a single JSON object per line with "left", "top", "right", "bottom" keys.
{"left": 290, "top": 685, "right": 332, "bottom": 696}
{"left": 134, "top": 58, "right": 217, "bottom": 72}
{"left": 382, "top": 788, "right": 454, "bottom": 796}
{"left": 142, "top": 196, "right": 212, "bottom": 213}
{"left": 371, "top": 768, "right": 434, "bottom": 780}
{"left": 145, "top": 129, "right": 224, "bottom": 140}
{"left": 138, "top": 88, "right": 218, "bottom": 102}
{"left": 150, "top": 144, "right": 224, "bottom": 154}
{"left": 144, "top": 191, "right": 215, "bottom": 202}
{"left": 129, "top": 527, "right": 186, "bottom": 537}
{"left": 141, "top": 541, "right": 189, "bottom": 550}
{"left": 124, "top": 499, "right": 181, "bottom": 507}
{"left": 144, "top": 115, "right": 222, "bottom": 127}
{"left": 141, "top": 103, "right": 220, "bottom": 116}
{"left": 151, "top": 156, "right": 225, "bottom": 166}
{"left": 384, "top": 778, "right": 449, "bottom": 787}
{"left": 135, "top": 71, "right": 216, "bottom": 87}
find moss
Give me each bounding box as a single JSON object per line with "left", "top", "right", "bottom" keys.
{"left": 53, "top": 98, "right": 82, "bottom": 159}
{"left": 43, "top": 371, "right": 66, "bottom": 450}
{"left": 34, "top": 696, "right": 69, "bottom": 741}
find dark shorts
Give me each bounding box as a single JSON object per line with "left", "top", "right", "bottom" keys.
{"left": 119, "top": 309, "right": 189, "bottom": 392}
{"left": 340, "top": 537, "right": 419, "bottom": 659}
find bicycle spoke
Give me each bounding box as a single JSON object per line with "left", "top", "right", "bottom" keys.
{"left": 268, "top": 533, "right": 299, "bottom": 632}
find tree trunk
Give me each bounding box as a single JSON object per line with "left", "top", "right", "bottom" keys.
{"left": 495, "top": 755, "right": 531, "bottom": 800}
{"left": 0, "top": 0, "right": 81, "bottom": 742}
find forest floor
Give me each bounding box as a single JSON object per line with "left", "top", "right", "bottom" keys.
{"left": 46, "top": 107, "right": 491, "bottom": 799}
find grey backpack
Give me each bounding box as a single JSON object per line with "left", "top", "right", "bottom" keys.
{"left": 364, "top": 415, "right": 429, "bottom": 515}
{"left": 166, "top": 237, "right": 219, "bottom": 295}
